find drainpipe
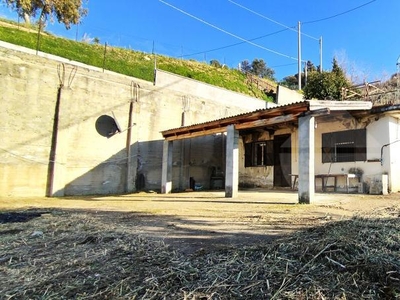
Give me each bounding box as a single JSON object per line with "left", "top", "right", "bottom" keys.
{"left": 380, "top": 139, "right": 400, "bottom": 166}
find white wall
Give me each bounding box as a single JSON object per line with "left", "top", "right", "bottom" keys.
{"left": 312, "top": 113, "right": 393, "bottom": 192}
{"left": 276, "top": 85, "right": 304, "bottom": 105}
{"left": 210, "top": 107, "right": 399, "bottom": 193}
{"left": 388, "top": 117, "right": 400, "bottom": 192}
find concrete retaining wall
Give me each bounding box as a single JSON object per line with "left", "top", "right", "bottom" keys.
{"left": 155, "top": 69, "right": 271, "bottom": 111}
{"left": 276, "top": 85, "right": 303, "bottom": 105}
{"left": 0, "top": 42, "right": 267, "bottom": 196}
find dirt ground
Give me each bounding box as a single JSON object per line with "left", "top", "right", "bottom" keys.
{"left": 1, "top": 190, "right": 399, "bottom": 254}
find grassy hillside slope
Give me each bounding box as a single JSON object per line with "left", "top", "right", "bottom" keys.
{"left": 0, "top": 19, "right": 275, "bottom": 101}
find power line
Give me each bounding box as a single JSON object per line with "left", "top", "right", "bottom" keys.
{"left": 182, "top": 27, "right": 291, "bottom": 58}
{"left": 159, "top": 0, "right": 299, "bottom": 62}
{"left": 227, "top": 0, "right": 319, "bottom": 41}
{"left": 271, "top": 62, "right": 298, "bottom": 69}
{"left": 303, "top": 0, "right": 377, "bottom": 24}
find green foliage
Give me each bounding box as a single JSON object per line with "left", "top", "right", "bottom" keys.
{"left": 305, "top": 60, "right": 317, "bottom": 73}
{"left": 209, "top": 59, "right": 222, "bottom": 68}
{"left": 251, "top": 59, "right": 266, "bottom": 76}
{"left": 280, "top": 60, "right": 321, "bottom": 91}
{"left": 280, "top": 75, "right": 298, "bottom": 90}
{"left": 303, "top": 72, "right": 337, "bottom": 100}
{"left": 0, "top": 20, "right": 273, "bottom": 101}
{"left": 303, "top": 58, "right": 351, "bottom": 100}
{"left": 239, "top": 60, "right": 251, "bottom": 73}
{"left": 239, "top": 58, "right": 275, "bottom": 81}
{"left": 3, "top": 0, "right": 87, "bottom": 29}
{"left": 250, "top": 58, "right": 275, "bottom": 80}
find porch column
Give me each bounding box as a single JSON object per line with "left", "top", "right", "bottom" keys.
{"left": 161, "top": 140, "right": 173, "bottom": 193}
{"left": 298, "top": 115, "right": 315, "bottom": 204}
{"left": 225, "top": 125, "right": 239, "bottom": 198}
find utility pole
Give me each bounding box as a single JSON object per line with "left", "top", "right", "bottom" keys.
{"left": 153, "top": 41, "right": 157, "bottom": 85}
{"left": 397, "top": 56, "right": 400, "bottom": 101}
{"left": 319, "top": 36, "right": 323, "bottom": 72}
{"left": 304, "top": 61, "right": 308, "bottom": 86}
{"left": 298, "top": 21, "right": 302, "bottom": 90}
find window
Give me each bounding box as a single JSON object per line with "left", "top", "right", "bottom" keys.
{"left": 245, "top": 141, "right": 274, "bottom": 167}
{"left": 322, "top": 129, "right": 366, "bottom": 163}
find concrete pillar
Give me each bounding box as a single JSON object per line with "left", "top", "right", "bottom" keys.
{"left": 225, "top": 125, "right": 239, "bottom": 198}
{"left": 161, "top": 140, "right": 173, "bottom": 193}
{"left": 298, "top": 115, "right": 315, "bottom": 204}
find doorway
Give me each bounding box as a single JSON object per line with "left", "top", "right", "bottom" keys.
{"left": 273, "top": 134, "right": 291, "bottom": 187}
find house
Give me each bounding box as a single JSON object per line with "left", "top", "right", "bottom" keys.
{"left": 2, "top": 40, "right": 399, "bottom": 200}
{"left": 161, "top": 100, "right": 400, "bottom": 203}
{"left": 0, "top": 41, "right": 270, "bottom": 197}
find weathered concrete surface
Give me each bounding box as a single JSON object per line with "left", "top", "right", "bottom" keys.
{"left": 155, "top": 70, "right": 271, "bottom": 111}
{"left": 0, "top": 42, "right": 267, "bottom": 197}
{"left": 161, "top": 140, "right": 173, "bottom": 194}
{"left": 298, "top": 115, "right": 315, "bottom": 204}
{"left": 225, "top": 125, "right": 239, "bottom": 197}
{"left": 276, "top": 85, "right": 303, "bottom": 105}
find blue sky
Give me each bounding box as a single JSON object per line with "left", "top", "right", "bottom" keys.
{"left": 1, "top": 0, "right": 399, "bottom": 82}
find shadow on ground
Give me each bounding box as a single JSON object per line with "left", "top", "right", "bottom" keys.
{"left": 0, "top": 207, "right": 333, "bottom": 255}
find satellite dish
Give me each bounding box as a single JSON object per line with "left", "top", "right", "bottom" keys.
{"left": 95, "top": 115, "right": 121, "bottom": 138}
{"left": 112, "top": 111, "right": 122, "bottom": 132}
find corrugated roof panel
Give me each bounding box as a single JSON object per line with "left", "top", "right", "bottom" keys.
{"left": 161, "top": 101, "right": 310, "bottom": 139}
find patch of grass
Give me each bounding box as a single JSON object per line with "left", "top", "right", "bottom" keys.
{"left": 0, "top": 19, "right": 274, "bottom": 101}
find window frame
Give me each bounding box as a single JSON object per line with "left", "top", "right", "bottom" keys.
{"left": 245, "top": 140, "right": 274, "bottom": 167}
{"left": 321, "top": 129, "right": 366, "bottom": 163}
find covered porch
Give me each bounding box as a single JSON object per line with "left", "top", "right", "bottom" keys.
{"left": 161, "top": 100, "right": 372, "bottom": 203}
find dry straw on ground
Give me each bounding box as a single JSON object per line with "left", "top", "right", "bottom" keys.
{"left": 1, "top": 206, "right": 399, "bottom": 299}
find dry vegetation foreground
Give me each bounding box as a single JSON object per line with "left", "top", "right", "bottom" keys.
{"left": 0, "top": 191, "right": 400, "bottom": 299}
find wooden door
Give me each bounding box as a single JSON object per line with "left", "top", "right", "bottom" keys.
{"left": 273, "top": 134, "right": 291, "bottom": 187}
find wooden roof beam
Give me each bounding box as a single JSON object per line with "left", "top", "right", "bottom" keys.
{"left": 235, "top": 114, "right": 298, "bottom": 130}
{"left": 165, "top": 126, "right": 227, "bottom": 141}
{"left": 161, "top": 101, "right": 310, "bottom": 138}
